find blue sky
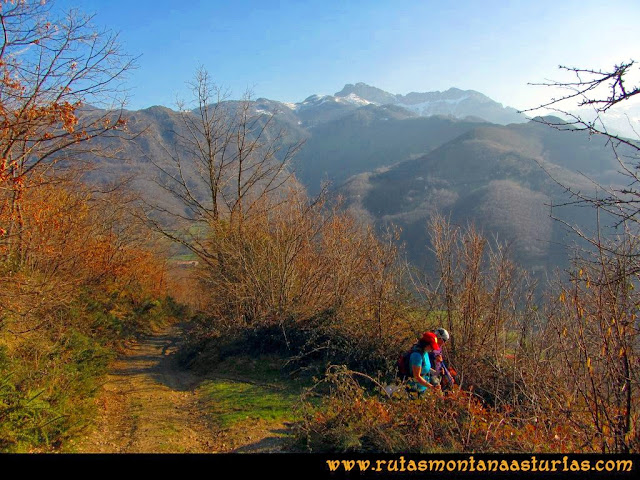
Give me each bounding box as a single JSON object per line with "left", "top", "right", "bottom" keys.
{"left": 53, "top": 0, "right": 640, "bottom": 112}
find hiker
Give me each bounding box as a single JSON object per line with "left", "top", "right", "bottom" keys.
{"left": 406, "top": 331, "right": 441, "bottom": 396}
{"left": 429, "top": 327, "right": 456, "bottom": 388}
{"left": 429, "top": 328, "right": 449, "bottom": 376}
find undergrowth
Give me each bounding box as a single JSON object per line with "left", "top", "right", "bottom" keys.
{"left": 0, "top": 294, "right": 183, "bottom": 452}
{"left": 293, "top": 366, "right": 584, "bottom": 453}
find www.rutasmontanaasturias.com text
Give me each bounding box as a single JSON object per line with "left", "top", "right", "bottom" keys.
{"left": 326, "top": 455, "right": 634, "bottom": 474}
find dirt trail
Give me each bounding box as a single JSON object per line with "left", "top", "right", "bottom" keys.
{"left": 69, "top": 325, "right": 289, "bottom": 453}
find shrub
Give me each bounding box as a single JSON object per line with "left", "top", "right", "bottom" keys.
{"left": 0, "top": 328, "right": 114, "bottom": 452}
{"left": 294, "top": 366, "right": 585, "bottom": 453}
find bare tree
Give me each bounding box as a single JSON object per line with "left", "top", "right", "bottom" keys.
{"left": 145, "top": 67, "right": 304, "bottom": 265}
{"left": 0, "top": 0, "right": 135, "bottom": 261}
{"left": 522, "top": 61, "right": 640, "bottom": 453}
{"left": 522, "top": 61, "right": 640, "bottom": 235}
{"left": 426, "top": 213, "right": 535, "bottom": 407}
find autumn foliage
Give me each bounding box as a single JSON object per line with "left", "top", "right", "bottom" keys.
{"left": 296, "top": 366, "right": 587, "bottom": 453}
{"left": 295, "top": 217, "right": 640, "bottom": 454}
{"left": 2, "top": 1, "right": 638, "bottom": 455}
{"left": 0, "top": 0, "right": 172, "bottom": 452}
{"left": 184, "top": 186, "right": 413, "bottom": 374}
{"left": 0, "top": 171, "right": 176, "bottom": 451}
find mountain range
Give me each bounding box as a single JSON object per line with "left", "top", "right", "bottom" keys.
{"left": 335, "top": 83, "right": 525, "bottom": 124}
{"left": 279, "top": 82, "right": 526, "bottom": 129}
{"left": 76, "top": 83, "right": 632, "bottom": 279}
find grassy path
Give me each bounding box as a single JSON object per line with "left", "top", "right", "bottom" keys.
{"left": 67, "top": 325, "right": 296, "bottom": 453}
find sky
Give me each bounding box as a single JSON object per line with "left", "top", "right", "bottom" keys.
{"left": 53, "top": 0, "right": 640, "bottom": 114}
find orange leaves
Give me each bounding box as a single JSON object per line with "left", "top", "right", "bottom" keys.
{"left": 0, "top": 0, "right": 132, "bottom": 179}
{"left": 0, "top": 97, "right": 81, "bottom": 189}
{"left": 5, "top": 179, "right": 167, "bottom": 304}
{"left": 21, "top": 100, "right": 82, "bottom": 134}
{"left": 11, "top": 175, "right": 24, "bottom": 187}
{"left": 302, "top": 369, "right": 581, "bottom": 453}
{"left": 1, "top": 67, "right": 24, "bottom": 92}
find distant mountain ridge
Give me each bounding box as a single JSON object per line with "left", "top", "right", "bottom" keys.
{"left": 271, "top": 82, "right": 527, "bottom": 128}
{"left": 333, "top": 82, "right": 526, "bottom": 125}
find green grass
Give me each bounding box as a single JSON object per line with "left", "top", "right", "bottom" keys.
{"left": 0, "top": 292, "right": 187, "bottom": 452}
{"left": 197, "top": 354, "right": 307, "bottom": 429}
{"left": 198, "top": 379, "right": 300, "bottom": 428}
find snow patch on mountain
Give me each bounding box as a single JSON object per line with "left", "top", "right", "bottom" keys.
{"left": 337, "top": 93, "right": 377, "bottom": 106}
{"left": 254, "top": 108, "right": 275, "bottom": 116}
{"left": 398, "top": 95, "right": 470, "bottom": 116}
{"left": 296, "top": 94, "right": 339, "bottom": 110}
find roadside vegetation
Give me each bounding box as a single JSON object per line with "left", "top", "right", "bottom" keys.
{"left": 0, "top": 178, "right": 181, "bottom": 451}
{"left": 194, "top": 354, "right": 305, "bottom": 451}
{"left": 0, "top": 1, "right": 179, "bottom": 451}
